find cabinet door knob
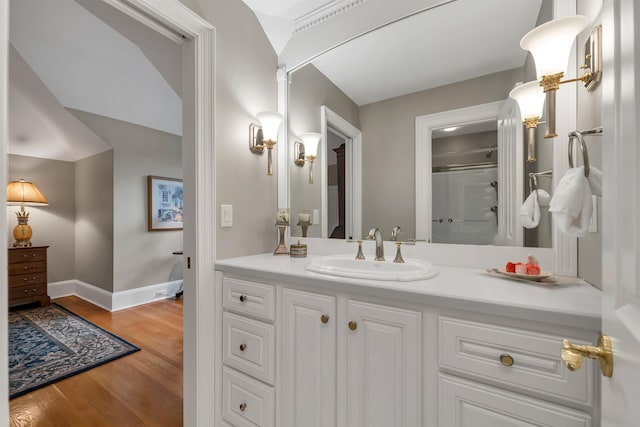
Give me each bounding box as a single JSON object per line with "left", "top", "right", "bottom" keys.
{"left": 24, "top": 289, "right": 28, "bottom": 294}
{"left": 239, "top": 344, "right": 247, "bottom": 352}
{"left": 321, "top": 314, "right": 329, "bottom": 324}
{"left": 239, "top": 403, "right": 247, "bottom": 412}
{"left": 239, "top": 295, "right": 247, "bottom": 302}
{"left": 499, "top": 353, "right": 514, "bottom": 367}
{"left": 348, "top": 321, "right": 357, "bottom": 331}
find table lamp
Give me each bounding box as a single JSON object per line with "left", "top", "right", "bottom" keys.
{"left": 7, "top": 179, "right": 48, "bottom": 247}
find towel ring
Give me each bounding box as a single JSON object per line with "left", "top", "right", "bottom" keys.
{"left": 568, "top": 131, "right": 590, "bottom": 177}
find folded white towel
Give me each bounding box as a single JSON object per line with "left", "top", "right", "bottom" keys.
{"left": 520, "top": 189, "right": 551, "bottom": 229}
{"left": 549, "top": 166, "right": 601, "bottom": 237}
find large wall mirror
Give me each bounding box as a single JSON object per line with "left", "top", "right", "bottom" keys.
{"left": 280, "top": 0, "right": 579, "bottom": 274}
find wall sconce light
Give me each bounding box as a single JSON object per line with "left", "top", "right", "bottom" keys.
{"left": 299, "top": 132, "right": 321, "bottom": 184}
{"left": 509, "top": 81, "right": 546, "bottom": 163}
{"left": 7, "top": 179, "right": 49, "bottom": 247}
{"left": 520, "top": 16, "right": 602, "bottom": 138}
{"left": 249, "top": 111, "right": 283, "bottom": 175}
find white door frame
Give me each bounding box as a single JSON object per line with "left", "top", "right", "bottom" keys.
{"left": 320, "top": 106, "right": 362, "bottom": 239}
{"left": 0, "top": 1, "right": 215, "bottom": 425}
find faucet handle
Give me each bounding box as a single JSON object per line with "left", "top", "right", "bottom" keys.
{"left": 354, "top": 240, "right": 366, "bottom": 260}
{"left": 393, "top": 242, "right": 405, "bottom": 264}
{"left": 391, "top": 225, "right": 402, "bottom": 241}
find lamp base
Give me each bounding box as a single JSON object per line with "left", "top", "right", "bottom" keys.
{"left": 274, "top": 225, "right": 289, "bottom": 255}
{"left": 13, "top": 211, "right": 33, "bottom": 247}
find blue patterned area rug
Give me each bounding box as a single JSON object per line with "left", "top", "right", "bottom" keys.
{"left": 9, "top": 303, "right": 140, "bottom": 399}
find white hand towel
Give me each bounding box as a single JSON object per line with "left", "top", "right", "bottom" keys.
{"left": 549, "top": 167, "right": 593, "bottom": 237}
{"left": 587, "top": 166, "right": 603, "bottom": 196}
{"left": 520, "top": 189, "right": 551, "bottom": 229}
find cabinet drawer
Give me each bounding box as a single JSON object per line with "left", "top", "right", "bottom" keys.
{"left": 9, "top": 283, "right": 47, "bottom": 300}
{"left": 223, "top": 367, "right": 274, "bottom": 427}
{"left": 223, "top": 277, "right": 275, "bottom": 321}
{"left": 223, "top": 312, "right": 275, "bottom": 384}
{"left": 9, "top": 248, "right": 46, "bottom": 264}
{"left": 8, "top": 261, "right": 46, "bottom": 276}
{"left": 8, "top": 272, "right": 46, "bottom": 287}
{"left": 439, "top": 316, "right": 593, "bottom": 406}
{"left": 439, "top": 374, "right": 591, "bottom": 427}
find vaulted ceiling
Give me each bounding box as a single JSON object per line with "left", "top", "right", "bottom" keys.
{"left": 9, "top": 0, "right": 182, "bottom": 161}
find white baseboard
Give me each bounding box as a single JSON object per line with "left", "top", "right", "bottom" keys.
{"left": 48, "top": 279, "right": 183, "bottom": 312}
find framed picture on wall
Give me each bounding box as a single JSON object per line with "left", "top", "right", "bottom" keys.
{"left": 147, "top": 176, "right": 183, "bottom": 231}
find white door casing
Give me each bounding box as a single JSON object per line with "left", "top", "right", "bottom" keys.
{"left": 600, "top": 0, "right": 640, "bottom": 424}
{"left": 0, "top": 1, "right": 215, "bottom": 425}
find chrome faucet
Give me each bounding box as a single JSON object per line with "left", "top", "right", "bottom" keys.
{"left": 368, "top": 227, "right": 385, "bottom": 261}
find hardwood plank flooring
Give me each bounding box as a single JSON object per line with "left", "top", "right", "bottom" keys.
{"left": 9, "top": 296, "right": 184, "bottom": 427}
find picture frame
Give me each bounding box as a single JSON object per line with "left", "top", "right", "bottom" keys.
{"left": 147, "top": 176, "right": 183, "bottom": 231}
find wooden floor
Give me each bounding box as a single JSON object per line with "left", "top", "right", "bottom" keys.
{"left": 9, "top": 296, "right": 184, "bottom": 427}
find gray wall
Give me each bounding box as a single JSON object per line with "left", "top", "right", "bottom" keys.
{"left": 75, "top": 150, "right": 114, "bottom": 291}
{"left": 576, "top": 0, "right": 603, "bottom": 288}
{"left": 8, "top": 154, "right": 75, "bottom": 282}
{"left": 359, "top": 68, "right": 524, "bottom": 239}
{"left": 179, "top": 0, "right": 280, "bottom": 259}
{"left": 289, "top": 63, "right": 361, "bottom": 238}
{"left": 69, "top": 109, "right": 182, "bottom": 293}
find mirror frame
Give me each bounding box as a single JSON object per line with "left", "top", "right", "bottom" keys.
{"left": 278, "top": 0, "right": 579, "bottom": 276}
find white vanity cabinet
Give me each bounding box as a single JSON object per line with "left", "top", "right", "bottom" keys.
{"left": 215, "top": 255, "right": 602, "bottom": 427}
{"left": 437, "top": 316, "right": 596, "bottom": 426}
{"left": 281, "top": 288, "right": 422, "bottom": 427}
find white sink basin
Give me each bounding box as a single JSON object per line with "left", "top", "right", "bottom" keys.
{"left": 305, "top": 255, "right": 438, "bottom": 282}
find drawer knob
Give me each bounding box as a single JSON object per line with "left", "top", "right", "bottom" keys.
{"left": 239, "top": 295, "right": 247, "bottom": 302}
{"left": 348, "top": 321, "right": 357, "bottom": 331}
{"left": 499, "top": 353, "right": 514, "bottom": 367}
{"left": 321, "top": 314, "right": 329, "bottom": 324}
{"left": 239, "top": 344, "right": 247, "bottom": 352}
{"left": 239, "top": 403, "right": 247, "bottom": 412}
{"left": 24, "top": 289, "right": 29, "bottom": 294}
{"left": 562, "top": 334, "right": 613, "bottom": 377}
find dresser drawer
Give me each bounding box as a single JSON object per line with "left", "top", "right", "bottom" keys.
{"left": 8, "top": 261, "right": 46, "bottom": 276}
{"left": 223, "top": 367, "right": 274, "bottom": 427}
{"left": 9, "top": 283, "right": 47, "bottom": 300}
{"left": 223, "top": 277, "right": 275, "bottom": 321}
{"left": 9, "top": 248, "right": 47, "bottom": 264}
{"left": 439, "top": 316, "right": 594, "bottom": 406}
{"left": 439, "top": 374, "right": 592, "bottom": 427}
{"left": 223, "top": 312, "right": 275, "bottom": 384}
{"left": 8, "top": 272, "right": 46, "bottom": 287}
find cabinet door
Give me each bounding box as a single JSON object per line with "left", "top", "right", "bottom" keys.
{"left": 439, "top": 374, "right": 592, "bottom": 427}
{"left": 281, "top": 289, "right": 336, "bottom": 427}
{"left": 346, "top": 300, "right": 421, "bottom": 427}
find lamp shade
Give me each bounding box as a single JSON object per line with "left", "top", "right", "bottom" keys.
{"left": 300, "top": 132, "right": 322, "bottom": 157}
{"left": 7, "top": 180, "right": 48, "bottom": 206}
{"left": 256, "top": 111, "right": 283, "bottom": 142}
{"left": 520, "top": 15, "right": 589, "bottom": 79}
{"left": 509, "top": 81, "right": 546, "bottom": 119}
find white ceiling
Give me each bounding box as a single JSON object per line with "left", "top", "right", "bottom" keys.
{"left": 245, "top": 0, "right": 543, "bottom": 105}
{"left": 9, "top": 0, "right": 182, "bottom": 161}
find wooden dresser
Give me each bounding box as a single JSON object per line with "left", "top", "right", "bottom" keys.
{"left": 8, "top": 246, "right": 50, "bottom": 308}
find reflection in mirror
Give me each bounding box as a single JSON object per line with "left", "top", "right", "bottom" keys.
{"left": 287, "top": 0, "right": 553, "bottom": 247}
{"left": 431, "top": 122, "right": 498, "bottom": 245}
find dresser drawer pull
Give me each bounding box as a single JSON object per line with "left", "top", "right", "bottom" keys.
{"left": 239, "top": 344, "right": 247, "bottom": 352}
{"left": 239, "top": 403, "right": 247, "bottom": 412}
{"left": 321, "top": 314, "right": 329, "bottom": 324}
{"left": 499, "top": 353, "right": 514, "bottom": 367}
{"left": 239, "top": 295, "right": 247, "bottom": 302}
{"left": 348, "top": 321, "right": 357, "bottom": 331}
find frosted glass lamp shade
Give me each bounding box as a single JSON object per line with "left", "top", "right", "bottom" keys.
{"left": 300, "top": 132, "right": 321, "bottom": 157}
{"left": 256, "top": 111, "right": 283, "bottom": 142}
{"left": 509, "top": 81, "right": 545, "bottom": 120}
{"left": 520, "top": 15, "right": 589, "bottom": 79}
{"left": 7, "top": 180, "right": 48, "bottom": 206}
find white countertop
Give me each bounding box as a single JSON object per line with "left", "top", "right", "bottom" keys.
{"left": 215, "top": 253, "right": 602, "bottom": 330}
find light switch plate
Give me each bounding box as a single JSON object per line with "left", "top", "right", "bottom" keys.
{"left": 221, "top": 204, "right": 233, "bottom": 227}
